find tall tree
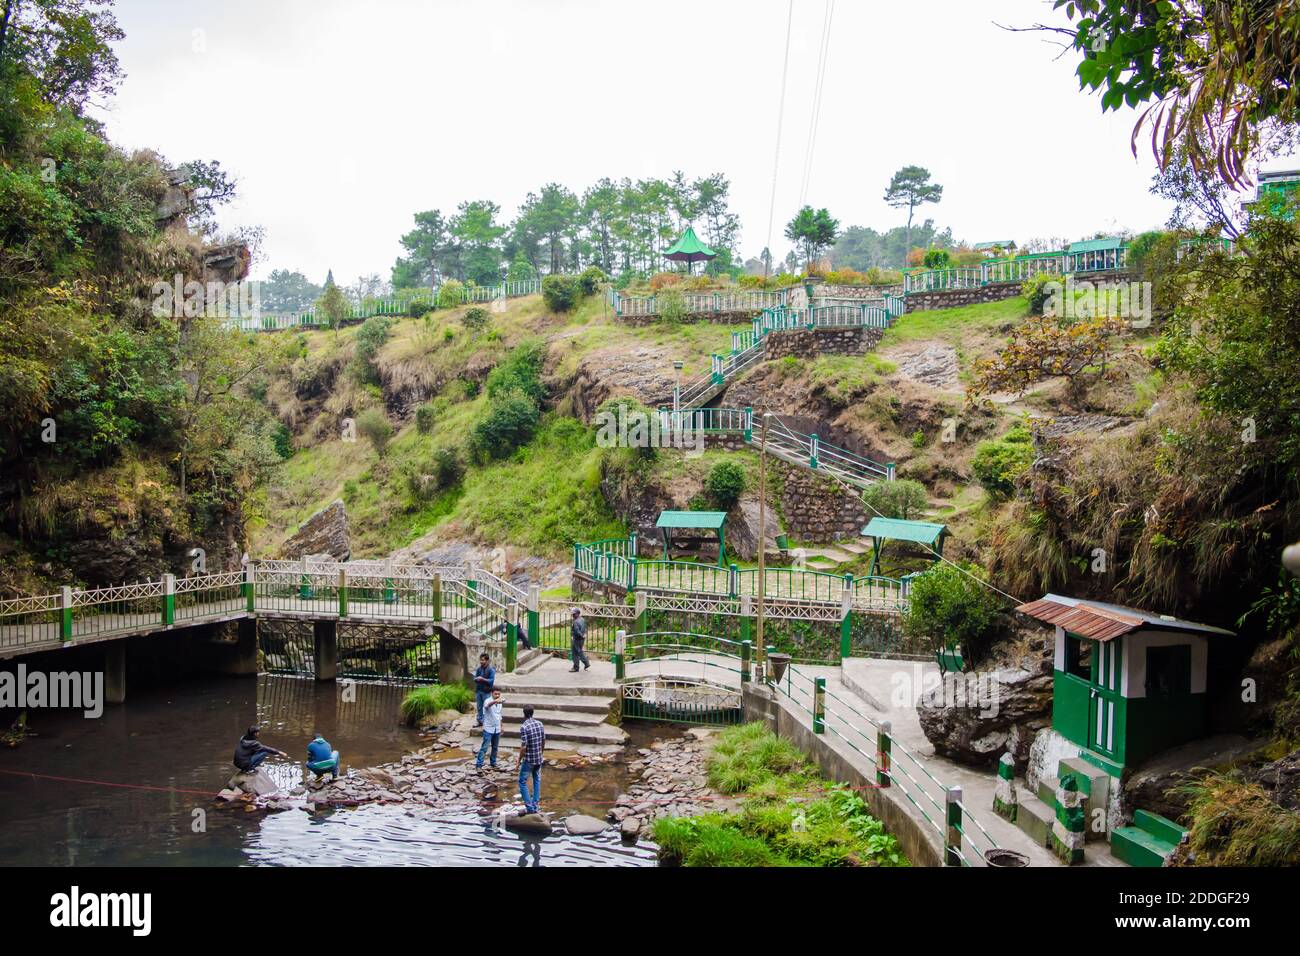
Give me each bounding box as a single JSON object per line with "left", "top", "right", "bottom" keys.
{"left": 259, "top": 269, "right": 321, "bottom": 313}
{"left": 783, "top": 205, "right": 839, "bottom": 271}
{"left": 450, "top": 199, "right": 505, "bottom": 285}
{"left": 392, "top": 209, "right": 455, "bottom": 289}
{"left": 883, "top": 166, "right": 943, "bottom": 261}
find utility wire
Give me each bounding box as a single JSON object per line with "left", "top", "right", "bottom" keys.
{"left": 763, "top": 0, "right": 796, "bottom": 281}
{"left": 799, "top": 0, "right": 836, "bottom": 209}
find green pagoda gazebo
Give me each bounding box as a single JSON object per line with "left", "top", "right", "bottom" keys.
{"left": 663, "top": 226, "right": 717, "bottom": 275}
{"left": 657, "top": 510, "right": 727, "bottom": 566}
{"left": 861, "top": 517, "right": 948, "bottom": 576}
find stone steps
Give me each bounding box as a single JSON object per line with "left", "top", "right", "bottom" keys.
{"left": 470, "top": 720, "right": 627, "bottom": 746}
{"left": 497, "top": 693, "right": 614, "bottom": 715}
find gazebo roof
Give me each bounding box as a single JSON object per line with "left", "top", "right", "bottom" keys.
{"left": 663, "top": 226, "right": 717, "bottom": 262}
{"left": 1068, "top": 237, "right": 1126, "bottom": 254}
{"left": 657, "top": 510, "right": 727, "bottom": 530}
{"left": 861, "top": 517, "right": 947, "bottom": 546}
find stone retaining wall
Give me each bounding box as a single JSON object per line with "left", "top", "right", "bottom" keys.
{"left": 765, "top": 326, "right": 884, "bottom": 360}
{"left": 779, "top": 464, "right": 868, "bottom": 540}
{"left": 904, "top": 281, "right": 1023, "bottom": 312}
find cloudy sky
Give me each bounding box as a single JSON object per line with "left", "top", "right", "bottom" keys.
{"left": 94, "top": 0, "right": 1271, "bottom": 285}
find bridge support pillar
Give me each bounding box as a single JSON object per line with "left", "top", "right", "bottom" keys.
{"left": 313, "top": 620, "right": 338, "bottom": 682}
{"left": 104, "top": 641, "right": 126, "bottom": 706}
{"left": 214, "top": 617, "right": 259, "bottom": 675}
{"left": 439, "top": 631, "right": 469, "bottom": 685}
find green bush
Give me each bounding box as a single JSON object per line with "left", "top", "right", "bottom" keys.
{"left": 905, "top": 562, "right": 1001, "bottom": 655}
{"left": 861, "top": 478, "right": 928, "bottom": 520}
{"left": 578, "top": 265, "right": 607, "bottom": 296}
{"left": 271, "top": 422, "right": 294, "bottom": 459}
{"left": 1022, "top": 272, "right": 1060, "bottom": 316}
{"left": 704, "top": 460, "right": 746, "bottom": 511}
{"left": 971, "top": 424, "right": 1034, "bottom": 497}
{"left": 399, "top": 683, "right": 474, "bottom": 725}
{"left": 655, "top": 286, "right": 687, "bottom": 324}
{"left": 415, "top": 402, "right": 436, "bottom": 435}
{"left": 541, "top": 274, "right": 581, "bottom": 312}
{"left": 470, "top": 389, "right": 541, "bottom": 461}
{"left": 922, "top": 248, "right": 951, "bottom": 269}
{"left": 485, "top": 338, "right": 547, "bottom": 404}
{"left": 403, "top": 445, "right": 463, "bottom": 503}
{"left": 355, "top": 407, "right": 393, "bottom": 457}
{"left": 436, "top": 280, "right": 465, "bottom": 309}
{"left": 408, "top": 300, "right": 432, "bottom": 319}
{"left": 463, "top": 307, "right": 490, "bottom": 334}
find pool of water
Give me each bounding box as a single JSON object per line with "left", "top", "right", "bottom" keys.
{"left": 0, "top": 674, "right": 665, "bottom": 867}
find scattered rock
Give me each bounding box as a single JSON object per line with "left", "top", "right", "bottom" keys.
{"left": 506, "top": 812, "right": 553, "bottom": 834}
{"left": 564, "top": 813, "right": 608, "bottom": 836}
{"left": 620, "top": 816, "right": 642, "bottom": 843}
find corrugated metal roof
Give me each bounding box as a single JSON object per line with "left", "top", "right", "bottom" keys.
{"left": 656, "top": 510, "right": 727, "bottom": 530}
{"left": 1068, "top": 237, "right": 1126, "bottom": 253}
{"left": 1016, "top": 594, "right": 1235, "bottom": 641}
{"left": 861, "top": 517, "right": 948, "bottom": 545}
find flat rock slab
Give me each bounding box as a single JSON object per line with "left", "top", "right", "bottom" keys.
{"left": 564, "top": 813, "right": 608, "bottom": 836}
{"left": 229, "top": 769, "right": 280, "bottom": 797}
{"left": 506, "top": 813, "right": 553, "bottom": 834}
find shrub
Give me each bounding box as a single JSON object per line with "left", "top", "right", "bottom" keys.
{"left": 541, "top": 274, "right": 581, "bottom": 312}
{"left": 271, "top": 422, "right": 294, "bottom": 459}
{"left": 971, "top": 424, "right": 1034, "bottom": 497}
{"left": 577, "top": 265, "right": 607, "bottom": 296}
{"left": 861, "top": 478, "right": 928, "bottom": 520}
{"left": 399, "top": 683, "right": 474, "bottom": 726}
{"left": 470, "top": 389, "right": 540, "bottom": 460}
{"left": 656, "top": 286, "right": 687, "bottom": 325}
{"left": 649, "top": 271, "right": 684, "bottom": 291}
{"left": 436, "top": 279, "right": 465, "bottom": 309}
{"left": 922, "top": 248, "right": 951, "bottom": 269}
{"left": 1177, "top": 772, "right": 1300, "bottom": 866}
{"left": 404, "top": 445, "right": 463, "bottom": 503}
{"left": 355, "top": 407, "right": 393, "bottom": 457}
{"left": 910, "top": 429, "right": 926, "bottom": 449}
{"left": 463, "top": 307, "right": 490, "bottom": 335}
{"left": 415, "top": 402, "right": 436, "bottom": 435}
{"left": 485, "top": 338, "right": 546, "bottom": 404}
{"left": 408, "top": 299, "right": 432, "bottom": 318}
{"left": 342, "top": 478, "right": 358, "bottom": 503}
{"left": 704, "top": 460, "right": 746, "bottom": 511}
{"left": 905, "top": 562, "right": 1001, "bottom": 655}
{"left": 1022, "top": 271, "right": 1060, "bottom": 316}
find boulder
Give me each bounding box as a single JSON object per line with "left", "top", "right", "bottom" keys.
{"left": 563, "top": 814, "right": 608, "bottom": 836}
{"left": 1247, "top": 747, "right": 1300, "bottom": 812}
{"left": 228, "top": 768, "right": 280, "bottom": 797}
{"left": 620, "top": 816, "right": 642, "bottom": 843}
{"left": 505, "top": 812, "right": 553, "bottom": 834}
{"left": 917, "top": 664, "right": 1053, "bottom": 770}
{"left": 726, "top": 495, "right": 783, "bottom": 561}
{"left": 278, "top": 499, "right": 351, "bottom": 561}
{"left": 1123, "top": 734, "right": 1263, "bottom": 821}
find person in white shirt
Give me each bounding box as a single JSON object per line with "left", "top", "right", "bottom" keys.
{"left": 476, "top": 688, "right": 504, "bottom": 771}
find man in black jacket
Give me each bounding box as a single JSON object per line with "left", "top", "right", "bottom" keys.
{"left": 233, "top": 725, "right": 286, "bottom": 773}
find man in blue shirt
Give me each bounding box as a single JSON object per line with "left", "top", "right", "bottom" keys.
{"left": 517, "top": 705, "right": 545, "bottom": 814}
{"left": 306, "top": 733, "right": 340, "bottom": 781}
{"left": 473, "top": 653, "right": 495, "bottom": 727}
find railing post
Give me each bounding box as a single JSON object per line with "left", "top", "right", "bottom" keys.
{"left": 634, "top": 589, "right": 647, "bottom": 636}
{"left": 244, "top": 560, "right": 256, "bottom": 613}
{"left": 946, "top": 786, "right": 963, "bottom": 866}
{"left": 61, "top": 585, "right": 73, "bottom": 642}
{"left": 432, "top": 573, "right": 443, "bottom": 622}
{"left": 338, "top": 568, "right": 348, "bottom": 618}
{"left": 886, "top": 462, "right": 896, "bottom": 481}
{"left": 813, "top": 676, "right": 826, "bottom": 733}
{"left": 739, "top": 593, "right": 752, "bottom": 649}
{"left": 877, "top": 720, "right": 892, "bottom": 788}
{"left": 527, "top": 584, "right": 540, "bottom": 649}
{"left": 840, "top": 575, "right": 853, "bottom": 660}
{"left": 299, "top": 556, "right": 313, "bottom": 600}
{"left": 728, "top": 563, "right": 739, "bottom": 598}
{"left": 809, "top": 434, "right": 819, "bottom": 469}
{"left": 466, "top": 577, "right": 477, "bottom": 608}
{"left": 506, "top": 602, "right": 519, "bottom": 673}
{"left": 163, "top": 573, "right": 176, "bottom": 626}
{"left": 384, "top": 557, "right": 396, "bottom": 604}
{"left": 743, "top": 406, "right": 753, "bottom": 443}
{"left": 614, "top": 628, "right": 627, "bottom": 680}
{"left": 741, "top": 639, "right": 751, "bottom": 684}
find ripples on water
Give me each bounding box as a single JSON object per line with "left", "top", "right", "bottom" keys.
{"left": 0, "top": 673, "right": 663, "bottom": 867}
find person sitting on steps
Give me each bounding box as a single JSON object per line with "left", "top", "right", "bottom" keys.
{"left": 569, "top": 607, "right": 590, "bottom": 673}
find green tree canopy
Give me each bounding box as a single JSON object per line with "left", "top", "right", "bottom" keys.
{"left": 883, "top": 166, "right": 943, "bottom": 258}
{"left": 783, "top": 205, "right": 839, "bottom": 270}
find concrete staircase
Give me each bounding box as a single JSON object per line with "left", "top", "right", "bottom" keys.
{"left": 1110, "top": 810, "right": 1187, "bottom": 867}
{"left": 474, "top": 656, "right": 628, "bottom": 748}
{"left": 1013, "top": 755, "right": 1113, "bottom": 861}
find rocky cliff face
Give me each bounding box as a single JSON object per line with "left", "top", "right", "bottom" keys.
{"left": 277, "top": 500, "right": 351, "bottom": 561}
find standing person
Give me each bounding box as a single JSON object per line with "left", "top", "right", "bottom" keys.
{"left": 476, "top": 688, "right": 503, "bottom": 771}
{"left": 569, "top": 607, "right": 590, "bottom": 672}
{"left": 517, "top": 705, "right": 545, "bottom": 814}
{"left": 233, "top": 725, "right": 286, "bottom": 774}
{"left": 473, "top": 653, "right": 495, "bottom": 727}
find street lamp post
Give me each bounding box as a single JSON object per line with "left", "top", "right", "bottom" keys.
{"left": 757, "top": 412, "right": 770, "bottom": 675}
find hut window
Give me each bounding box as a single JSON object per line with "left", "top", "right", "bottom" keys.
{"left": 1065, "top": 635, "right": 1093, "bottom": 680}
{"left": 1145, "top": 644, "right": 1191, "bottom": 698}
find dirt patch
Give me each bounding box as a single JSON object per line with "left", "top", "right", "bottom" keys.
{"left": 883, "top": 342, "right": 960, "bottom": 391}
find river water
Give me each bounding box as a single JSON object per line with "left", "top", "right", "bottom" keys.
{"left": 0, "top": 674, "right": 660, "bottom": 867}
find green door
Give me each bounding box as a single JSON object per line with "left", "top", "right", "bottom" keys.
{"left": 1088, "top": 639, "right": 1121, "bottom": 757}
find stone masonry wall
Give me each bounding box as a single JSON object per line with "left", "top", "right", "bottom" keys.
{"left": 765, "top": 326, "right": 884, "bottom": 360}
{"left": 904, "top": 281, "right": 1022, "bottom": 312}
{"left": 778, "top": 463, "right": 868, "bottom": 540}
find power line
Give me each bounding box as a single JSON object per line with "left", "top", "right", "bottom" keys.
{"left": 799, "top": 0, "right": 835, "bottom": 209}
{"left": 763, "top": 0, "right": 795, "bottom": 281}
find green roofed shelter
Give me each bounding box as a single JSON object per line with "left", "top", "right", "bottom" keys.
{"left": 657, "top": 510, "right": 728, "bottom": 566}
{"left": 663, "top": 226, "right": 717, "bottom": 275}
{"left": 861, "top": 517, "right": 948, "bottom": 575}
{"left": 1067, "top": 237, "right": 1127, "bottom": 272}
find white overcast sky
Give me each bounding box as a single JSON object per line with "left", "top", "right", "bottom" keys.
{"left": 93, "top": 0, "right": 1269, "bottom": 285}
